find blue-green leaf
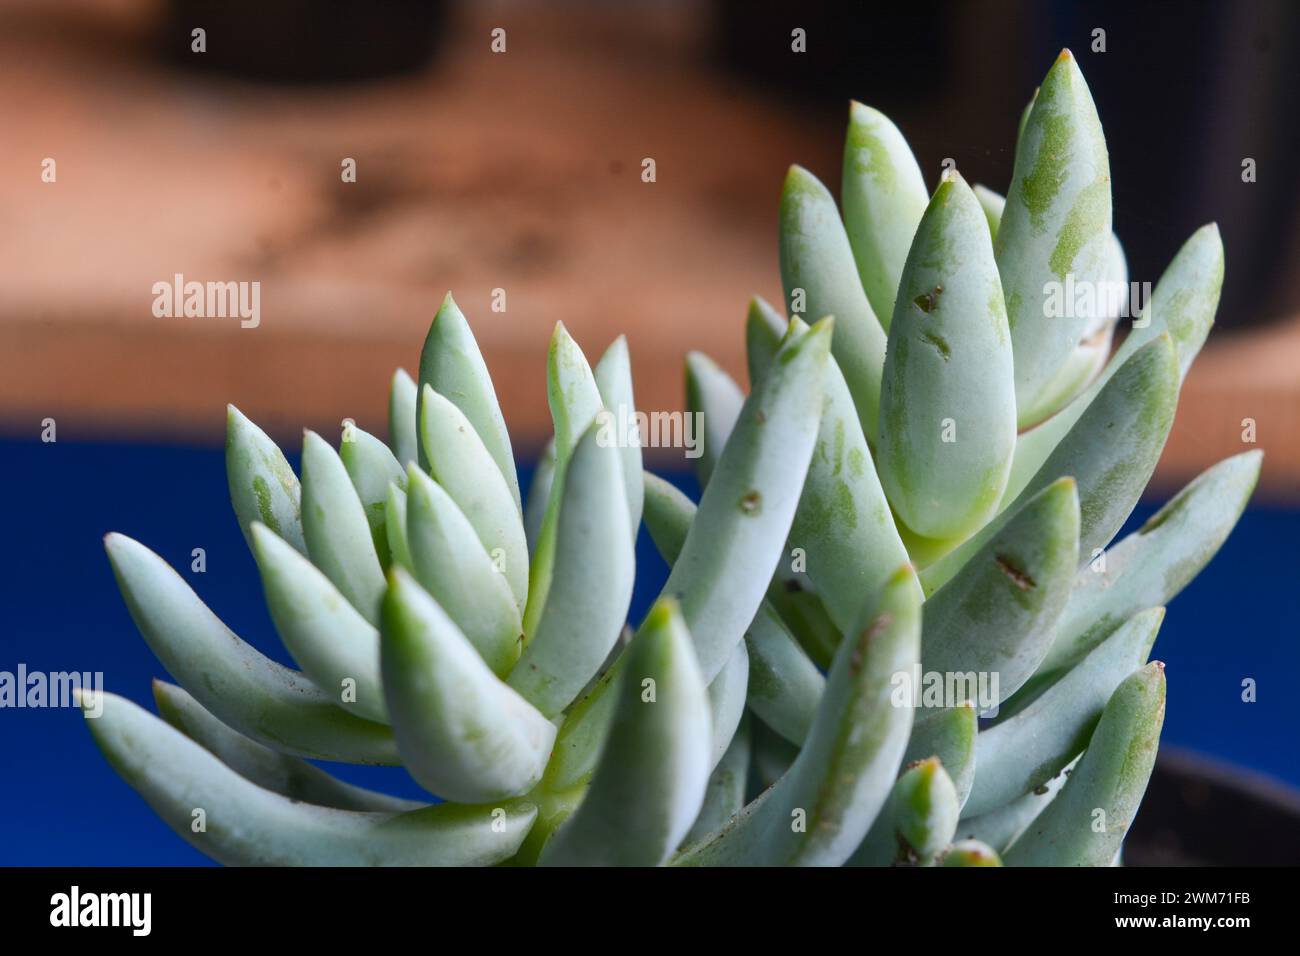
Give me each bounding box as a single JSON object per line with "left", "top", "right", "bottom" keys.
{"left": 965, "top": 607, "right": 1162, "bottom": 817}
{"left": 226, "top": 405, "right": 304, "bottom": 555}
{"left": 1042, "top": 450, "right": 1260, "bottom": 673}
{"left": 878, "top": 173, "right": 1016, "bottom": 540}
{"left": 404, "top": 466, "right": 522, "bottom": 677}
{"left": 922, "top": 334, "right": 1178, "bottom": 596}
{"left": 379, "top": 569, "right": 555, "bottom": 803}
{"left": 841, "top": 101, "right": 929, "bottom": 329}
{"left": 921, "top": 477, "right": 1079, "bottom": 704}
{"left": 997, "top": 51, "right": 1113, "bottom": 427}
{"left": 86, "top": 691, "right": 533, "bottom": 866}
{"left": 659, "top": 318, "right": 832, "bottom": 681}
{"left": 685, "top": 351, "right": 744, "bottom": 488}
{"left": 153, "top": 681, "right": 419, "bottom": 812}
{"left": 780, "top": 166, "right": 886, "bottom": 442}
{"left": 418, "top": 292, "right": 520, "bottom": 510}
{"left": 388, "top": 368, "right": 419, "bottom": 469}
{"left": 594, "top": 335, "right": 644, "bottom": 531}
{"left": 541, "top": 599, "right": 711, "bottom": 866}
{"left": 676, "top": 565, "right": 921, "bottom": 866}
{"left": 250, "top": 522, "right": 387, "bottom": 724}
{"left": 509, "top": 421, "right": 635, "bottom": 716}
{"left": 1005, "top": 663, "right": 1165, "bottom": 866}
{"left": 104, "top": 534, "right": 398, "bottom": 764}
{"left": 419, "top": 385, "right": 529, "bottom": 612}
{"left": 1004, "top": 223, "right": 1224, "bottom": 504}
{"left": 340, "top": 424, "right": 407, "bottom": 569}
{"left": 301, "top": 430, "right": 386, "bottom": 625}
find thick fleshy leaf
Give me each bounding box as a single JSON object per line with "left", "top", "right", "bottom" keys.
{"left": 1005, "top": 663, "right": 1166, "bottom": 866}
{"left": 153, "top": 681, "right": 419, "bottom": 812}
{"left": 1017, "top": 87, "right": 1038, "bottom": 144}
{"left": 942, "top": 840, "right": 1003, "bottom": 866}
{"left": 850, "top": 755, "right": 964, "bottom": 867}
{"left": 706, "top": 642, "right": 750, "bottom": 769}
{"left": 973, "top": 184, "right": 1005, "bottom": 237}
{"left": 388, "top": 368, "right": 419, "bottom": 469}
{"left": 642, "top": 471, "right": 822, "bottom": 747}
{"left": 340, "top": 424, "right": 407, "bottom": 568}
{"left": 841, "top": 101, "right": 929, "bottom": 330}
{"left": 879, "top": 173, "right": 1016, "bottom": 540}
{"left": 86, "top": 692, "right": 534, "bottom": 866}
{"left": 780, "top": 166, "right": 886, "bottom": 442}
{"left": 250, "top": 522, "right": 387, "bottom": 724}
{"left": 418, "top": 292, "right": 520, "bottom": 510}
{"left": 524, "top": 323, "right": 606, "bottom": 635}
{"left": 419, "top": 385, "right": 529, "bottom": 612}
{"left": 904, "top": 702, "right": 977, "bottom": 809}
{"left": 893, "top": 758, "right": 961, "bottom": 861}
{"left": 921, "top": 477, "right": 1080, "bottom": 705}
{"left": 750, "top": 718, "right": 800, "bottom": 792}
{"left": 997, "top": 51, "right": 1113, "bottom": 427}
{"left": 1005, "top": 223, "right": 1225, "bottom": 504}
{"left": 509, "top": 421, "right": 635, "bottom": 716}
{"left": 745, "top": 603, "right": 824, "bottom": 746}
{"left": 659, "top": 319, "right": 832, "bottom": 682}
{"left": 541, "top": 599, "right": 711, "bottom": 866}
{"left": 380, "top": 569, "right": 555, "bottom": 803}
{"left": 779, "top": 317, "right": 916, "bottom": 634}
{"left": 642, "top": 471, "right": 694, "bottom": 559}
{"left": 301, "top": 430, "right": 386, "bottom": 626}
{"left": 1042, "top": 450, "right": 1260, "bottom": 673}
{"left": 404, "top": 466, "right": 522, "bottom": 677}
{"left": 965, "top": 607, "right": 1162, "bottom": 817}
{"left": 957, "top": 763, "right": 1072, "bottom": 853}
{"left": 594, "top": 335, "right": 644, "bottom": 531}
{"left": 226, "top": 404, "right": 304, "bottom": 555}
{"left": 763, "top": 579, "right": 843, "bottom": 671}
{"left": 922, "top": 334, "right": 1179, "bottom": 595}
{"left": 104, "top": 534, "right": 398, "bottom": 764}
{"left": 676, "top": 565, "right": 921, "bottom": 866}
{"left": 523, "top": 436, "right": 556, "bottom": 552}
{"left": 683, "top": 712, "right": 751, "bottom": 847}
{"left": 745, "top": 295, "right": 787, "bottom": 387}
{"left": 738, "top": 316, "right": 871, "bottom": 646}
{"left": 384, "top": 486, "right": 412, "bottom": 571}
{"left": 685, "top": 351, "right": 744, "bottom": 487}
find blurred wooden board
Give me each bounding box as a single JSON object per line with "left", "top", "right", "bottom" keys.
{"left": 1, "top": 0, "right": 1295, "bottom": 499}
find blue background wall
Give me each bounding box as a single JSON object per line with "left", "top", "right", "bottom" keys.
{"left": 2, "top": 437, "right": 1296, "bottom": 864}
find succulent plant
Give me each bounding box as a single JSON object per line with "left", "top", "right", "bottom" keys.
{"left": 88, "top": 50, "right": 1258, "bottom": 867}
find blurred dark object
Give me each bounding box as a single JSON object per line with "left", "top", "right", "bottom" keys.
{"left": 711, "top": 0, "right": 1300, "bottom": 332}
{"left": 714, "top": 0, "right": 954, "bottom": 112}
{"left": 163, "top": 0, "right": 447, "bottom": 82}
{"left": 1127, "top": 748, "right": 1300, "bottom": 866}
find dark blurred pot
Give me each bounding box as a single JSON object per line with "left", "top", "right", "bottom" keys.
{"left": 1126, "top": 747, "right": 1300, "bottom": 866}
{"left": 163, "top": 0, "right": 447, "bottom": 83}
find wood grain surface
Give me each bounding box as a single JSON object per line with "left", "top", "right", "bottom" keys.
{"left": 1, "top": 0, "right": 1294, "bottom": 499}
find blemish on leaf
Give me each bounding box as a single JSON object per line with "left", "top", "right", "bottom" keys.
{"left": 861, "top": 612, "right": 893, "bottom": 645}
{"left": 913, "top": 285, "right": 944, "bottom": 313}
{"left": 251, "top": 476, "right": 280, "bottom": 533}
{"left": 783, "top": 578, "right": 803, "bottom": 594}
{"left": 921, "top": 331, "right": 951, "bottom": 361}
{"left": 994, "top": 555, "right": 1036, "bottom": 590}
{"left": 740, "top": 490, "right": 762, "bottom": 514}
